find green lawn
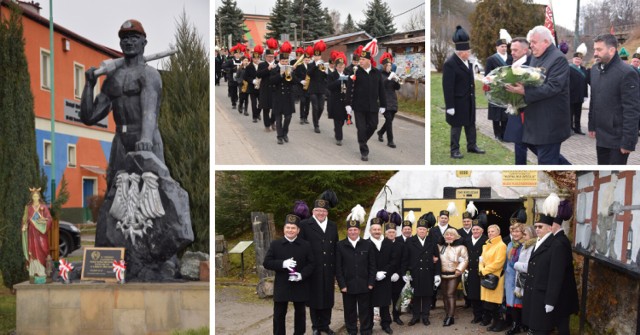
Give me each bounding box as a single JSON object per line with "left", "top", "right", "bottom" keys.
{"left": 398, "top": 97, "right": 425, "bottom": 118}
{"left": 0, "top": 274, "right": 16, "bottom": 334}
{"left": 430, "top": 72, "right": 514, "bottom": 165}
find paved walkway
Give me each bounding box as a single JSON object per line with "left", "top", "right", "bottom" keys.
{"left": 475, "top": 104, "right": 640, "bottom": 165}
{"left": 216, "top": 284, "right": 492, "bottom": 335}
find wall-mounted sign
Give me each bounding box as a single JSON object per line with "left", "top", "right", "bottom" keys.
{"left": 455, "top": 188, "right": 480, "bottom": 199}
{"left": 456, "top": 171, "right": 471, "bottom": 178}
{"left": 81, "top": 247, "right": 125, "bottom": 281}
{"left": 64, "top": 99, "right": 108, "bottom": 129}
{"left": 502, "top": 171, "right": 538, "bottom": 187}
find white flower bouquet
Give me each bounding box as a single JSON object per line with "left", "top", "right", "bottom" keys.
{"left": 483, "top": 65, "right": 546, "bottom": 115}
{"left": 395, "top": 280, "right": 413, "bottom": 312}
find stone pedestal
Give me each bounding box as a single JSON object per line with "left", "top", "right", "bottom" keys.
{"left": 15, "top": 281, "right": 209, "bottom": 335}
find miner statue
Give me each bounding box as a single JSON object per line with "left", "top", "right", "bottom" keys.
{"left": 80, "top": 19, "right": 193, "bottom": 281}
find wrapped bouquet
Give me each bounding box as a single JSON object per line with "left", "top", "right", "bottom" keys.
{"left": 484, "top": 65, "right": 546, "bottom": 115}
{"left": 395, "top": 280, "right": 413, "bottom": 312}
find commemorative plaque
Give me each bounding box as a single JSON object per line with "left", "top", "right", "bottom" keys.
{"left": 81, "top": 247, "right": 125, "bottom": 282}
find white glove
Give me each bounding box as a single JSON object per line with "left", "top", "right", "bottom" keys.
{"left": 388, "top": 72, "right": 397, "bottom": 80}
{"left": 288, "top": 272, "right": 302, "bottom": 282}
{"left": 446, "top": 108, "right": 455, "bottom": 116}
{"left": 458, "top": 257, "right": 466, "bottom": 263}
{"left": 391, "top": 273, "right": 399, "bottom": 282}
{"left": 376, "top": 271, "right": 387, "bottom": 281}
{"left": 478, "top": 256, "right": 483, "bottom": 263}
{"left": 434, "top": 275, "right": 441, "bottom": 288}
{"left": 403, "top": 274, "right": 412, "bottom": 283}
{"left": 345, "top": 105, "right": 353, "bottom": 115}
{"left": 316, "top": 60, "right": 324, "bottom": 66}
{"left": 282, "top": 258, "right": 297, "bottom": 271}
{"left": 545, "top": 305, "right": 554, "bottom": 313}
{"left": 300, "top": 80, "right": 306, "bottom": 85}
{"left": 379, "top": 107, "right": 386, "bottom": 114}
{"left": 252, "top": 79, "right": 258, "bottom": 85}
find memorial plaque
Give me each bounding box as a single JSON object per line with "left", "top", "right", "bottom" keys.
{"left": 81, "top": 247, "right": 125, "bottom": 282}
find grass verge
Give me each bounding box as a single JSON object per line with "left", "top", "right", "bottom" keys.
{"left": 0, "top": 273, "right": 16, "bottom": 334}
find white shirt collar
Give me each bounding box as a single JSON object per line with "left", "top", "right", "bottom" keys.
{"left": 418, "top": 236, "right": 426, "bottom": 246}
{"left": 284, "top": 236, "right": 297, "bottom": 243}
{"left": 349, "top": 237, "right": 360, "bottom": 248}
{"left": 472, "top": 236, "right": 480, "bottom": 245}
{"left": 535, "top": 231, "right": 553, "bottom": 250}
{"left": 498, "top": 52, "right": 508, "bottom": 62}
{"left": 370, "top": 236, "right": 383, "bottom": 250}
{"left": 438, "top": 224, "right": 448, "bottom": 235}
{"left": 554, "top": 227, "right": 564, "bottom": 236}
{"left": 456, "top": 54, "right": 469, "bottom": 67}
{"left": 513, "top": 55, "right": 527, "bottom": 67}
{"left": 314, "top": 215, "right": 328, "bottom": 233}
{"left": 363, "top": 65, "right": 372, "bottom": 73}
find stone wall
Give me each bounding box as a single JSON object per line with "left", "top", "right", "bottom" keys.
{"left": 15, "top": 281, "right": 209, "bottom": 335}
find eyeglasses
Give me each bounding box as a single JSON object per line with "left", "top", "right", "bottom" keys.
{"left": 534, "top": 225, "right": 545, "bottom": 229}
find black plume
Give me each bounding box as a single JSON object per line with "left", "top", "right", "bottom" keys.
{"left": 319, "top": 189, "right": 338, "bottom": 208}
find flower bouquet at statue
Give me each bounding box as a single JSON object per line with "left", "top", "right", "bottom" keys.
{"left": 483, "top": 65, "right": 546, "bottom": 115}
{"left": 395, "top": 280, "right": 413, "bottom": 313}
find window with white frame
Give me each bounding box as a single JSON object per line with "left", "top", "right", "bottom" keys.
{"left": 43, "top": 140, "right": 52, "bottom": 165}
{"left": 74, "top": 63, "right": 85, "bottom": 99}
{"left": 67, "top": 144, "right": 76, "bottom": 167}
{"left": 41, "top": 49, "right": 51, "bottom": 90}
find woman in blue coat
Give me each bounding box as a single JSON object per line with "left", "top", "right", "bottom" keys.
{"left": 504, "top": 223, "right": 524, "bottom": 334}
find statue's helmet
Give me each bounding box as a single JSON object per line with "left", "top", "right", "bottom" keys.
{"left": 119, "top": 19, "right": 146, "bottom": 38}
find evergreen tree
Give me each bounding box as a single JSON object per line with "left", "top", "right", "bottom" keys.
{"left": 323, "top": 7, "right": 335, "bottom": 35}
{"left": 265, "top": 0, "right": 292, "bottom": 40}
{"left": 159, "top": 11, "right": 210, "bottom": 253}
{"left": 215, "top": 0, "right": 249, "bottom": 47}
{"left": 470, "top": 0, "right": 544, "bottom": 62}
{"left": 341, "top": 14, "right": 358, "bottom": 34}
{"left": 290, "top": 0, "right": 330, "bottom": 41}
{"left": 358, "top": 0, "right": 396, "bottom": 37}
{"left": 0, "top": 4, "right": 40, "bottom": 289}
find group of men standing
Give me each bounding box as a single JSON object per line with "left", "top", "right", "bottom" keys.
{"left": 442, "top": 24, "right": 640, "bottom": 165}
{"left": 216, "top": 37, "right": 403, "bottom": 161}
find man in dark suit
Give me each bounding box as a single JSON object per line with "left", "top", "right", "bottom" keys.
{"left": 569, "top": 50, "right": 589, "bottom": 135}
{"left": 345, "top": 39, "right": 387, "bottom": 162}
{"left": 263, "top": 214, "right": 315, "bottom": 335}
{"left": 522, "top": 200, "right": 558, "bottom": 334}
{"left": 368, "top": 218, "right": 399, "bottom": 334}
{"left": 327, "top": 53, "right": 352, "bottom": 146}
{"left": 336, "top": 214, "right": 376, "bottom": 335}
{"left": 458, "top": 207, "right": 474, "bottom": 241}
{"left": 244, "top": 46, "right": 262, "bottom": 123}
{"left": 549, "top": 205, "right": 579, "bottom": 335}
{"left": 308, "top": 41, "right": 328, "bottom": 134}
{"left": 257, "top": 38, "right": 279, "bottom": 132}
{"left": 464, "top": 222, "right": 488, "bottom": 324}
{"left": 294, "top": 47, "right": 312, "bottom": 124}
{"left": 485, "top": 38, "right": 513, "bottom": 141}
{"left": 442, "top": 25, "right": 485, "bottom": 159}
{"left": 389, "top": 215, "right": 409, "bottom": 325}
{"left": 505, "top": 26, "right": 571, "bottom": 165}
{"left": 401, "top": 218, "right": 441, "bottom": 326}
{"left": 588, "top": 33, "right": 640, "bottom": 165}
{"left": 298, "top": 198, "right": 339, "bottom": 335}
{"left": 428, "top": 208, "right": 451, "bottom": 308}
{"left": 270, "top": 42, "right": 298, "bottom": 145}
{"left": 223, "top": 45, "right": 243, "bottom": 109}
{"left": 214, "top": 49, "right": 226, "bottom": 86}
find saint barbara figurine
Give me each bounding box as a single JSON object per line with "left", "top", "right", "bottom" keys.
{"left": 21, "top": 188, "right": 52, "bottom": 284}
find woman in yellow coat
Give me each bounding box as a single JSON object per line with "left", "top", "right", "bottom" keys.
{"left": 479, "top": 224, "right": 507, "bottom": 332}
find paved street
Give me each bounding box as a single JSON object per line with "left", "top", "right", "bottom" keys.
{"left": 475, "top": 103, "right": 640, "bottom": 165}
{"left": 216, "top": 284, "right": 491, "bottom": 335}
{"left": 214, "top": 82, "right": 425, "bottom": 165}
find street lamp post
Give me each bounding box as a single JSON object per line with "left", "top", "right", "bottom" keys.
{"left": 290, "top": 22, "right": 298, "bottom": 47}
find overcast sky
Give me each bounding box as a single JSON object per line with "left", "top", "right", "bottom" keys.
{"left": 214, "top": 0, "right": 424, "bottom": 32}
{"left": 38, "top": 0, "right": 209, "bottom": 68}
{"left": 532, "top": 0, "right": 596, "bottom": 30}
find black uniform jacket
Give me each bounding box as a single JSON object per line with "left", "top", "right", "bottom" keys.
{"left": 270, "top": 65, "right": 299, "bottom": 116}
{"left": 369, "top": 238, "right": 399, "bottom": 306}
{"left": 306, "top": 61, "right": 328, "bottom": 94}
{"left": 298, "top": 217, "right": 339, "bottom": 309}
{"left": 326, "top": 70, "right": 352, "bottom": 121}
{"left": 522, "top": 234, "right": 556, "bottom": 331}
{"left": 346, "top": 66, "right": 387, "bottom": 113}
{"left": 442, "top": 53, "right": 476, "bottom": 127}
{"left": 257, "top": 61, "right": 275, "bottom": 109}
{"left": 485, "top": 53, "right": 513, "bottom": 121}
{"left": 463, "top": 234, "right": 488, "bottom": 300}
{"left": 400, "top": 235, "right": 441, "bottom": 297}
{"left": 263, "top": 237, "right": 315, "bottom": 302}
{"left": 336, "top": 237, "right": 376, "bottom": 295}
{"left": 223, "top": 57, "right": 241, "bottom": 85}
{"left": 548, "top": 231, "right": 579, "bottom": 320}
{"left": 243, "top": 62, "right": 260, "bottom": 95}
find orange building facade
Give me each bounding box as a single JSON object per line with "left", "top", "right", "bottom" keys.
{"left": 1, "top": 1, "right": 120, "bottom": 222}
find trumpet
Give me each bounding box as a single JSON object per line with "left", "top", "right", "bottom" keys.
{"left": 318, "top": 61, "right": 326, "bottom": 72}
{"left": 281, "top": 65, "right": 293, "bottom": 81}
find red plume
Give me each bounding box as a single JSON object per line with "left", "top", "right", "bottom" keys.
{"left": 353, "top": 45, "right": 363, "bottom": 56}
{"left": 266, "top": 37, "right": 279, "bottom": 50}
{"left": 337, "top": 52, "right": 347, "bottom": 64}
{"left": 314, "top": 40, "right": 327, "bottom": 53}
{"left": 253, "top": 45, "right": 264, "bottom": 55}
{"left": 330, "top": 50, "right": 338, "bottom": 62}
{"left": 244, "top": 51, "right": 251, "bottom": 59}
{"left": 296, "top": 47, "right": 304, "bottom": 54}
{"left": 371, "top": 59, "right": 377, "bottom": 68}
{"left": 304, "top": 46, "right": 314, "bottom": 57}
{"left": 280, "top": 41, "right": 292, "bottom": 54}
{"left": 379, "top": 52, "right": 393, "bottom": 64}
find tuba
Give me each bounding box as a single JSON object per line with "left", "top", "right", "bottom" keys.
{"left": 303, "top": 74, "right": 311, "bottom": 91}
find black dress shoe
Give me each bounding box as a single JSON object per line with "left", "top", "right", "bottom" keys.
{"left": 575, "top": 129, "right": 585, "bottom": 135}
{"left": 468, "top": 146, "right": 486, "bottom": 154}
{"left": 252, "top": 118, "right": 258, "bottom": 123}
{"left": 232, "top": 105, "right": 236, "bottom": 109}
{"left": 378, "top": 133, "right": 384, "bottom": 142}
{"left": 314, "top": 127, "right": 321, "bottom": 133}
{"left": 324, "top": 329, "right": 336, "bottom": 335}
{"left": 336, "top": 140, "right": 342, "bottom": 146}
{"left": 277, "top": 138, "right": 283, "bottom": 145}
{"left": 300, "top": 119, "right": 305, "bottom": 125}
{"left": 312, "top": 330, "right": 320, "bottom": 335}
{"left": 451, "top": 151, "right": 463, "bottom": 159}
{"left": 283, "top": 136, "right": 289, "bottom": 143}
{"left": 470, "top": 316, "right": 483, "bottom": 324}
{"left": 443, "top": 316, "right": 454, "bottom": 326}
{"left": 394, "top": 318, "right": 404, "bottom": 326}
{"left": 361, "top": 155, "right": 368, "bottom": 161}
{"left": 422, "top": 319, "right": 430, "bottom": 326}
{"left": 387, "top": 142, "right": 396, "bottom": 148}
{"left": 382, "top": 325, "right": 393, "bottom": 334}
{"left": 408, "top": 318, "right": 419, "bottom": 326}
{"left": 304, "top": 118, "right": 310, "bottom": 124}
{"left": 480, "top": 319, "right": 491, "bottom": 326}
{"left": 271, "top": 123, "right": 276, "bottom": 130}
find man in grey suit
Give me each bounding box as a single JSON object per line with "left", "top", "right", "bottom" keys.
{"left": 506, "top": 26, "right": 571, "bottom": 165}
{"left": 588, "top": 33, "right": 640, "bottom": 165}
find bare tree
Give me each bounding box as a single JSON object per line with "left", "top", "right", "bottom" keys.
{"left": 403, "top": 6, "right": 425, "bottom": 31}
{"left": 430, "top": 15, "right": 455, "bottom": 72}
{"left": 329, "top": 9, "right": 342, "bottom": 35}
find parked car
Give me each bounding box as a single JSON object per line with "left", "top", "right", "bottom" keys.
{"left": 469, "top": 55, "right": 484, "bottom": 75}
{"left": 59, "top": 221, "right": 81, "bottom": 257}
